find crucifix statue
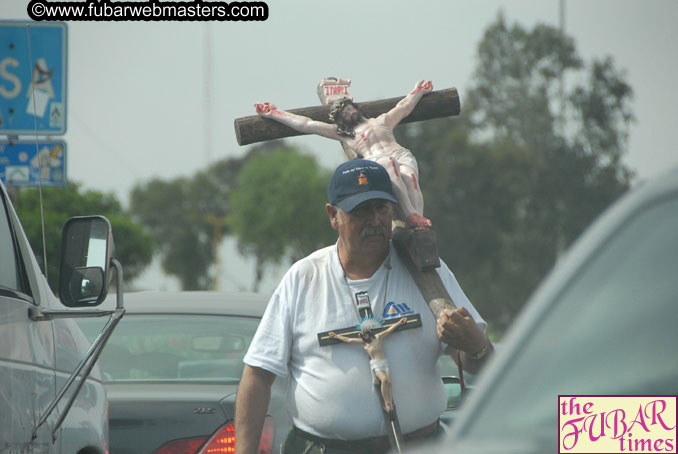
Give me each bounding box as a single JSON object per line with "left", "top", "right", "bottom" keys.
{"left": 253, "top": 80, "right": 433, "bottom": 231}
{"left": 329, "top": 316, "right": 409, "bottom": 453}
{"left": 329, "top": 316, "right": 408, "bottom": 413}
{"left": 234, "top": 79, "right": 461, "bottom": 316}
{"left": 234, "top": 79, "right": 467, "bottom": 453}
{"left": 318, "top": 307, "right": 421, "bottom": 454}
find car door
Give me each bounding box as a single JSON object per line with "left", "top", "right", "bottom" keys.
{"left": 0, "top": 188, "right": 59, "bottom": 451}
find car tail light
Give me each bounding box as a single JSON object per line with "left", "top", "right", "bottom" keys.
{"left": 154, "top": 437, "right": 208, "bottom": 454}
{"left": 197, "top": 417, "right": 274, "bottom": 454}
{"left": 258, "top": 417, "right": 274, "bottom": 454}
{"left": 153, "top": 417, "right": 273, "bottom": 454}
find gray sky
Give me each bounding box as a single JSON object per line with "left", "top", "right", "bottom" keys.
{"left": 2, "top": 0, "right": 677, "bottom": 292}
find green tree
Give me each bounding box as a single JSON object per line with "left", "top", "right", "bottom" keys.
{"left": 396, "top": 14, "right": 634, "bottom": 331}
{"left": 130, "top": 141, "right": 334, "bottom": 292}
{"left": 129, "top": 156, "right": 239, "bottom": 290}
{"left": 228, "top": 144, "right": 335, "bottom": 291}
{"left": 15, "top": 183, "right": 153, "bottom": 292}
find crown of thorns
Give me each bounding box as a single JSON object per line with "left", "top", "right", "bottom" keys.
{"left": 357, "top": 315, "right": 383, "bottom": 334}
{"left": 328, "top": 97, "right": 354, "bottom": 122}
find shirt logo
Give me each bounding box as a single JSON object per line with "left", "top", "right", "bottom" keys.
{"left": 383, "top": 301, "right": 414, "bottom": 319}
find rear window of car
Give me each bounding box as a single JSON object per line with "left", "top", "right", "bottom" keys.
{"left": 77, "top": 314, "right": 260, "bottom": 381}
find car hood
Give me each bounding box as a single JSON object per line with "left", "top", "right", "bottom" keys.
{"left": 106, "top": 381, "right": 238, "bottom": 454}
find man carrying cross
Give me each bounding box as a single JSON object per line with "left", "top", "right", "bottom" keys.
{"left": 254, "top": 80, "right": 434, "bottom": 230}
{"left": 235, "top": 159, "right": 491, "bottom": 454}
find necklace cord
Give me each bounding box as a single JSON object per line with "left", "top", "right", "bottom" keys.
{"left": 338, "top": 246, "right": 391, "bottom": 323}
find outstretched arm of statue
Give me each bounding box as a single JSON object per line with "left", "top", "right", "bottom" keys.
{"left": 254, "top": 102, "right": 341, "bottom": 140}
{"left": 376, "top": 317, "right": 407, "bottom": 340}
{"left": 329, "top": 331, "right": 363, "bottom": 344}
{"left": 381, "top": 80, "right": 433, "bottom": 128}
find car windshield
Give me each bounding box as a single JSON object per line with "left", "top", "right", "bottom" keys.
{"left": 0, "top": 193, "right": 20, "bottom": 292}
{"left": 77, "top": 314, "right": 260, "bottom": 381}
{"left": 458, "top": 196, "right": 678, "bottom": 447}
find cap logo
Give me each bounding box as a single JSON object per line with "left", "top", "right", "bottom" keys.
{"left": 328, "top": 159, "right": 397, "bottom": 212}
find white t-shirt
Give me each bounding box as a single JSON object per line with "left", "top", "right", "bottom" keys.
{"left": 244, "top": 244, "right": 485, "bottom": 439}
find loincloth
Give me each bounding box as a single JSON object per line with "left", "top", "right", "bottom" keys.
{"left": 369, "top": 358, "right": 390, "bottom": 383}
{"left": 366, "top": 148, "right": 418, "bottom": 175}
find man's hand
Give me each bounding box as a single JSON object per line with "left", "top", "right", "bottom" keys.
{"left": 410, "top": 80, "right": 433, "bottom": 95}
{"left": 254, "top": 102, "right": 278, "bottom": 118}
{"left": 437, "top": 306, "right": 485, "bottom": 354}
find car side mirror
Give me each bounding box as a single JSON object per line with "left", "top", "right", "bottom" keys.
{"left": 59, "top": 216, "right": 114, "bottom": 307}
{"left": 442, "top": 376, "right": 463, "bottom": 410}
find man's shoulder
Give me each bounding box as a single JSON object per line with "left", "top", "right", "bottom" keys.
{"left": 301, "top": 244, "right": 334, "bottom": 263}
{"left": 389, "top": 243, "right": 457, "bottom": 284}
{"left": 288, "top": 244, "right": 335, "bottom": 277}
{"left": 275, "top": 245, "right": 336, "bottom": 300}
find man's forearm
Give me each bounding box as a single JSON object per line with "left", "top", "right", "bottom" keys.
{"left": 449, "top": 337, "right": 494, "bottom": 375}
{"left": 235, "top": 365, "right": 276, "bottom": 454}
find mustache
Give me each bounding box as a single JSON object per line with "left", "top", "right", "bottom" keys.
{"left": 360, "top": 225, "right": 387, "bottom": 238}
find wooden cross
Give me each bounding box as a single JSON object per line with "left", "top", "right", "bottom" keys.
{"left": 233, "top": 87, "right": 460, "bottom": 146}
{"left": 317, "top": 314, "right": 422, "bottom": 347}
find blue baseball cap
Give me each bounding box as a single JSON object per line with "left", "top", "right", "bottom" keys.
{"left": 328, "top": 159, "right": 398, "bottom": 213}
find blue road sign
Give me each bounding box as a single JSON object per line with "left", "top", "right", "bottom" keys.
{"left": 0, "top": 21, "right": 67, "bottom": 135}
{"left": 0, "top": 140, "right": 67, "bottom": 187}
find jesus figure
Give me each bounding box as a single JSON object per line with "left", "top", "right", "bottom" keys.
{"left": 255, "top": 80, "right": 434, "bottom": 230}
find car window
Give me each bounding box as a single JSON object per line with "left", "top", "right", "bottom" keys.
{"left": 462, "top": 196, "right": 678, "bottom": 444}
{"left": 0, "top": 194, "right": 20, "bottom": 291}
{"left": 77, "top": 314, "right": 260, "bottom": 381}
{"left": 438, "top": 355, "right": 478, "bottom": 384}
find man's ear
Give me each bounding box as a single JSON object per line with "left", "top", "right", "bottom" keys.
{"left": 326, "top": 203, "right": 340, "bottom": 230}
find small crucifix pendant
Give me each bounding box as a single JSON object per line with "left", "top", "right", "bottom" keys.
{"left": 317, "top": 297, "right": 422, "bottom": 453}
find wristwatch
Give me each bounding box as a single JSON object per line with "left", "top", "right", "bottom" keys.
{"left": 469, "top": 338, "right": 489, "bottom": 360}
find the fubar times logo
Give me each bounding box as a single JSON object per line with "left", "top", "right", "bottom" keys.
{"left": 559, "top": 396, "right": 677, "bottom": 453}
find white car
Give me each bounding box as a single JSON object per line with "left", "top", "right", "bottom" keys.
{"left": 1, "top": 179, "right": 123, "bottom": 453}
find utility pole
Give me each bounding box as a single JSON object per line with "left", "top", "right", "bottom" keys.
{"left": 203, "top": 24, "right": 213, "bottom": 165}
{"left": 206, "top": 214, "right": 226, "bottom": 290}
{"left": 559, "top": 0, "right": 566, "bottom": 137}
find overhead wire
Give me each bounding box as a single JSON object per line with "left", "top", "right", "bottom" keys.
{"left": 27, "top": 24, "right": 49, "bottom": 279}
